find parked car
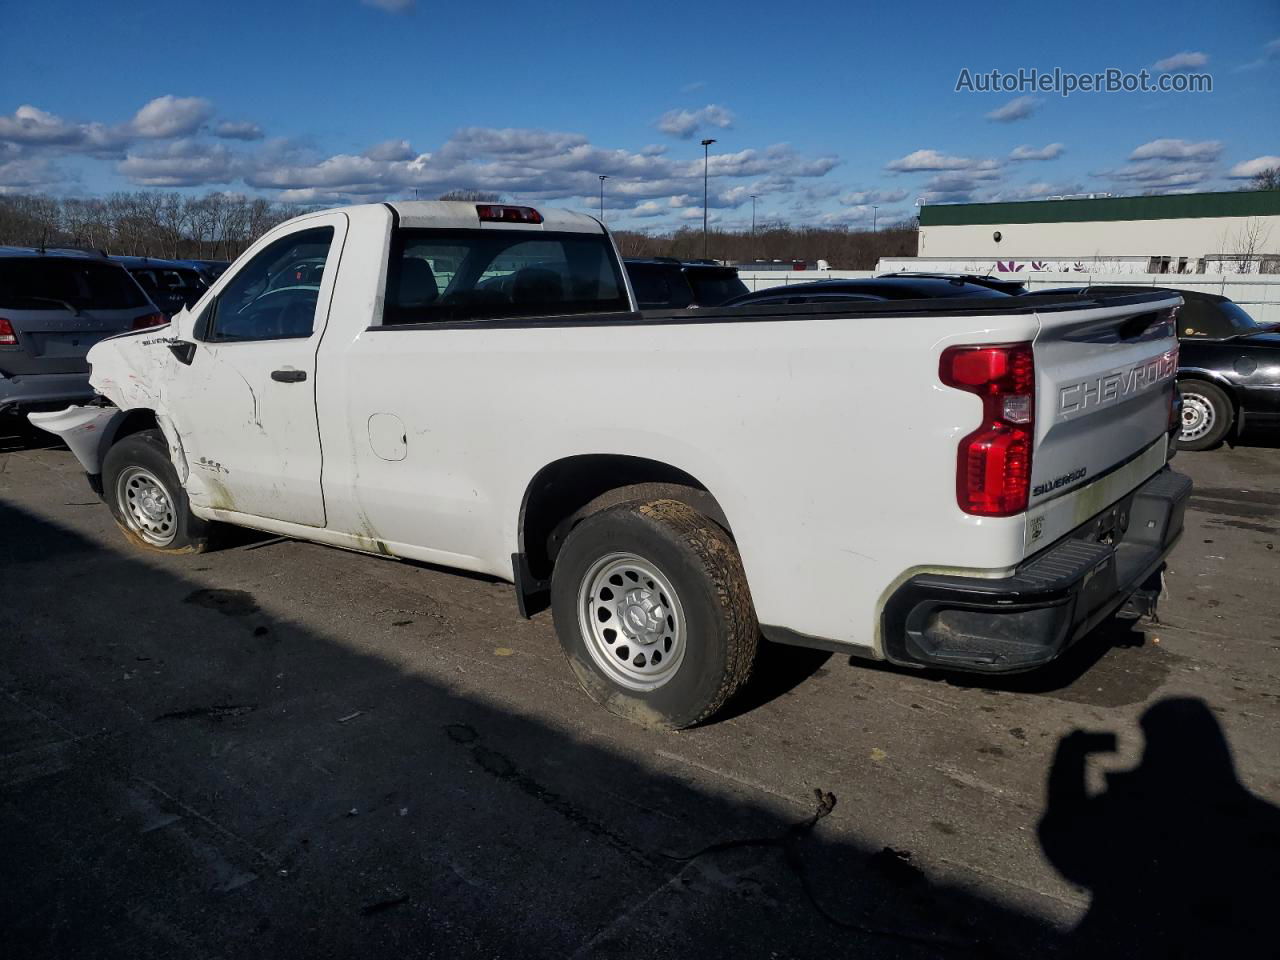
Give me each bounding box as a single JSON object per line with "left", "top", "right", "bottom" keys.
{"left": 177, "top": 259, "right": 231, "bottom": 283}
{"left": 32, "top": 202, "right": 1187, "bottom": 728}
{"left": 111, "top": 256, "right": 210, "bottom": 318}
{"left": 1028, "top": 286, "right": 1279, "bottom": 450}
{"left": 625, "top": 258, "right": 748, "bottom": 309}
{"left": 0, "top": 247, "right": 165, "bottom": 421}
{"left": 723, "top": 275, "right": 1017, "bottom": 306}
{"left": 876, "top": 272, "right": 1029, "bottom": 295}
{"left": 1162, "top": 290, "right": 1277, "bottom": 450}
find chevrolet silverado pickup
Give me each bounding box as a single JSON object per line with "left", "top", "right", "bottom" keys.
{"left": 31, "top": 201, "right": 1190, "bottom": 727}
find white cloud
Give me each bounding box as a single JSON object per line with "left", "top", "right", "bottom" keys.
{"left": 838, "top": 188, "right": 909, "bottom": 205}
{"left": 214, "top": 121, "right": 264, "bottom": 141}
{"left": 886, "top": 149, "right": 975, "bottom": 172}
{"left": 0, "top": 105, "right": 125, "bottom": 153}
{"left": 118, "top": 139, "right": 237, "bottom": 186}
{"left": 656, "top": 104, "right": 734, "bottom": 139}
{"left": 0, "top": 143, "right": 64, "bottom": 191}
{"left": 130, "top": 96, "right": 213, "bottom": 139}
{"left": 1227, "top": 155, "right": 1280, "bottom": 179}
{"left": 983, "top": 181, "right": 1084, "bottom": 202}
{"left": 1129, "top": 138, "right": 1222, "bottom": 161}
{"left": 361, "top": 0, "right": 414, "bottom": 11}
{"left": 985, "top": 96, "right": 1039, "bottom": 123}
{"left": 364, "top": 138, "right": 414, "bottom": 161}
{"left": 1098, "top": 159, "right": 1213, "bottom": 190}
{"left": 1154, "top": 51, "right": 1209, "bottom": 72}
{"left": 632, "top": 200, "right": 666, "bottom": 217}
{"left": 1009, "top": 143, "right": 1064, "bottom": 161}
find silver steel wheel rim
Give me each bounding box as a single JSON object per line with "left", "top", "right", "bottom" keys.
{"left": 577, "top": 552, "right": 687, "bottom": 692}
{"left": 117, "top": 465, "right": 178, "bottom": 546}
{"left": 1181, "top": 393, "right": 1215, "bottom": 442}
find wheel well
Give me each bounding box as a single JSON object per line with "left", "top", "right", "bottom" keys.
{"left": 515, "top": 455, "right": 731, "bottom": 615}
{"left": 98, "top": 408, "right": 160, "bottom": 471}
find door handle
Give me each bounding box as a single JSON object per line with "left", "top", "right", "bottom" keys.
{"left": 271, "top": 368, "right": 307, "bottom": 383}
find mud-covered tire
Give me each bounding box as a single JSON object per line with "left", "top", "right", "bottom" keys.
{"left": 550, "top": 498, "right": 758, "bottom": 729}
{"left": 1177, "top": 380, "right": 1233, "bottom": 451}
{"left": 102, "top": 429, "right": 211, "bottom": 554}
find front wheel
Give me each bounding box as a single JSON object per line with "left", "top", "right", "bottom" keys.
{"left": 102, "top": 429, "right": 211, "bottom": 553}
{"left": 550, "top": 498, "right": 758, "bottom": 729}
{"left": 1177, "top": 380, "right": 1233, "bottom": 451}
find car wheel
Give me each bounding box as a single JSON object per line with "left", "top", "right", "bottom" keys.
{"left": 102, "top": 429, "right": 211, "bottom": 553}
{"left": 1177, "top": 381, "right": 1233, "bottom": 451}
{"left": 550, "top": 498, "right": 758, "bottom": 729}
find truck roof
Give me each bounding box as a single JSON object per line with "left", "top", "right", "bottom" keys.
{"left": 385, "top": 201, "right": 604, "bottom": 234}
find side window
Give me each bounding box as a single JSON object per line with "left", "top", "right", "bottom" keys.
{"left": 207, "top": 227, "right": 334, "bottom": 342}
{"left": 384, "top": 229, "right": 630, "bottom": 325}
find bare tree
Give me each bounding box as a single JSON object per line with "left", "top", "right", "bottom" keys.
{"left": 1248, "top": 167, "right": 1280, "bottom": 191}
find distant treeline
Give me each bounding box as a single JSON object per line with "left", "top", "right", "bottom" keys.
{"left": 611, "top": 222, "right": 918, "bottom": 269}
{"left": 0, "top": 191, "right": 311, "bottom": 261}
{"left": 0, "top": 190, "right": 920, "bottom": 269}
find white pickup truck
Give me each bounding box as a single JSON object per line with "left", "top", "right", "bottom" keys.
{"left": 32, "top": 201, "right": 1190, "bottom": 727}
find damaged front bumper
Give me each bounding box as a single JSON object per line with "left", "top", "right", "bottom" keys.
{"left": 881, "top": 467, "right": 1192, "bottom": 673}
{"left": 27, "top": 403, "right": 123, "bottom": 480}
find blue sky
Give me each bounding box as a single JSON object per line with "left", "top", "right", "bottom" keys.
{"left": 1, "top": 0, "right": 1277, "bottom": 232}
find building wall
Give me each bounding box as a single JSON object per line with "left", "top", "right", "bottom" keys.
{"left": 918, "top": 215, "right": 1280, "bottom": 265}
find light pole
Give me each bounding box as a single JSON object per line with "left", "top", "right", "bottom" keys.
{"left": 598, "top": 175, "right": 609, "bottom": 224}
{"left": 749, "top": 194, "right": 758, "bottom": 262}
{"left": 700, "top": 138, "right": 716, "bottom": 259}
{"left": 872, "top": 205, "right": 879, "bottom": 233}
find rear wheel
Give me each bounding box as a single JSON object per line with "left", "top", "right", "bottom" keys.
{"left": 550, "top": 498, "right": 758, "bottom": 729}
{"left": 102, "top": 429, "right": 211, "bottom": 553}
{"left": 1177, "top": 380, "right": 1233, "bottom": 451}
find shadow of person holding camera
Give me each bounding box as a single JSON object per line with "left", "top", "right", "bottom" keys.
{"left": 1039, "top": 697, "right": 1280, "bottom": 958}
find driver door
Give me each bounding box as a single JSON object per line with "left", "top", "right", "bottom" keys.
{"left": 167, "top": 213, "right": 347, "bottom": 526}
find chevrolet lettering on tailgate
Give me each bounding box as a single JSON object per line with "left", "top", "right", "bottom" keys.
{"left": 1057, "top": 350, "right": 1177, "bottom": 420}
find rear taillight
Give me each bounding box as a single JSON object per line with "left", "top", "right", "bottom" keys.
{"left": 0, "top": 318, "right": 15, "bottom": 346}
{"left": 131, "top": 312, "right": 168, "bottom": 331}
{"left": 940, "top": 342, "right": 1035, "bottom": 517}
{"left": 475, "top": 204, "right": 543, "bottom": 224}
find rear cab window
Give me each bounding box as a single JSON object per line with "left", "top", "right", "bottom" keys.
{"left": 383, "top": 229, "right": 630, "bottom": 325}
{"left": 0, "top": 259, "right": 149, "bottom": 311}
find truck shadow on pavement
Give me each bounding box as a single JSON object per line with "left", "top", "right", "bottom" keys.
{"left": 0, "top": 500, "right": 1274, "bottom": 958}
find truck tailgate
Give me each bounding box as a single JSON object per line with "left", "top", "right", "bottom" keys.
{"left": 1027, "top": 293, "right": 1180, "bottom": 551}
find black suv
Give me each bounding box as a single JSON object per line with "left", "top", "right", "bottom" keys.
{"left": 111, "top": 256, "right": 210, "bottom": 318}
{"left": 624, "top": 258, "right": 749, "bottom": 309}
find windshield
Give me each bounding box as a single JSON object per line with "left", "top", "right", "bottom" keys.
{"left": 1218, "top": 301, "right": 1271, "bottom": 335}
{"left": 0, "top": 259, "right": 149, "bottom": 310}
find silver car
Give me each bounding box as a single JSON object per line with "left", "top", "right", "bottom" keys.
{"left": 0, "top": 248, "right": 166, "bottom": 420}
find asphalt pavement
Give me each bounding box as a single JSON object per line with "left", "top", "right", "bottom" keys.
{"left": 2, "top": 427, "right": 1277, "bottom": 959}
